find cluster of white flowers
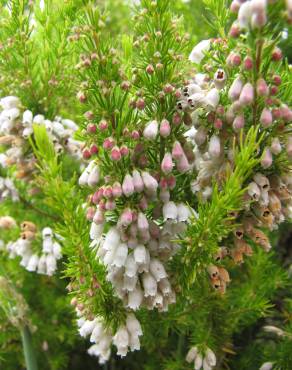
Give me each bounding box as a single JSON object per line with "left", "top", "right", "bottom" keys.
{"left": 186, "top": 346, "right": 216, "bottom": 370}
{"left": 6, "top": 224, "right": 62, "bottom": 276}
{"left": 77, "top": 312, "right": 142, "bottom": 364}
{"left": 0, "top": 95, "right": 83, "bottom": 178}
{"left": 85, "top": 168, "right": 193, "bottom": 311}
{"left": 0, "top": 176, "right": 19, "bottom": 202}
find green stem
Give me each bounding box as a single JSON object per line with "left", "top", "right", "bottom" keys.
{"left": 21, "top": 325, "right": 38, "bottom": 370}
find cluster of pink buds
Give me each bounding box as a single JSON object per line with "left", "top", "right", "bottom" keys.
{"left": 6, "top": 223, "right": 62, "bottom": 276}
{"left": 76, "top": 310, "right": 142, "bottom": 364}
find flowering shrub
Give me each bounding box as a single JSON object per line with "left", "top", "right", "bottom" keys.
{"left": 0, "top": 1, "right": 291, "bottom": 370}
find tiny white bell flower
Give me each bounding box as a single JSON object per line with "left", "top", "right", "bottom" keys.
{"left": 112, "top": 243, "right": 128, "bottom": 268}
{"left": 143, "top": 120, "right": 158, "bottom": 140}
{"left": 133, "top": 245, "right": 147, "bottom": 265}
{"left": 90, "top": 222, "right": 104, "bottom": 240}
{"left": 163, "top": 201, "right": 178, "bottom": 220}
{"left": 259, "top": 362, "right": 273, "bottom": 370}
{"left": 79, "top": 319, "right": 96, "bottom": 337}
{"left": 205, "top": 348, "right": 216, "bottom": 366}
{"left": 123, "top": 275, "right": 138, "bottom": 292}
{"left": 177, "top": 203, "right": 190, "bottom": 222}
{"left": 52, "top": 242, "right": 62, "bottom": 259}
{"left": 208, "top": 135, "right": 221, "bottom": 158}
{"left": 203, "top": 88, "right": 220, "bottom": 110}
{"left": 26, "top": 254, "right": 39, "bottom": 272}
{"left": 127, "top": 286, "right": 143, "bottom": 310}
{"left": 90, "top": 322, "right": 104, "bottom": 343}
{"left": 103, "top": 227, "right": 120, "bottom": 250}
{"left": 42, "top": 227, "right": 53, "bottom": 239}
{"left": 186, "top": 346, "right": 198, "bottom": 363}
{"left": 37, "top": 254, "right": 47, "bottom": 274}
{"left": 142, "top": 272, "right": 157, "bottom": 297}
{"left": 46, "top": 254, "right": 57, "bottom": 276}
{"left": 0, "top": 96, "right": 20, "bottom": 110}
{"left": 125, "top": 254, "right": 138, "bottom": 278}
{"left": 126, "top": 314, "right": 143, "bottom": 337}
{"left": 33, "top": 114, "right": 45, "bottom": 125}
{"left": 149, "top": 258, "right": 167, "bottom": 281}
{"left": 238, "top": 2, "right": 252, "bottom": 29}
{"left": 23, "top": 110, "right": 33, "bottom": 125}
{"left": 87, "top": 165, "right": 100, "bottom": 187}
{"left": 189, "top": 39, "right": 211, "bottom": 64}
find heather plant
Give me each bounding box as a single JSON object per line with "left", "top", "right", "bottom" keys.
{"left": 0, "top": 0, "right": 291, "bottom": 370}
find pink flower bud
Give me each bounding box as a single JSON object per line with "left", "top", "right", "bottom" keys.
{"left": 77, "top": 91, "right": 86, "bottom": 103}
{"left": 103, "top": 186, "right": 113, "bottom": 199}
{"left": 86, "top": 207, "right": 95, "bottom": 221}
{"left": 167, "top": 175, "right": 176, "bottom": 189}
{"left": 103, "top": 137, "right": 115, "bottom": 150}
{"left": 120, "top": 208, "right": 133, "bottom": 226}
{"left": 256, "top": 78, "right": 269, "bottom": 96}
{"left": 239, "top": 83, "right": 254, "bottom": 106}
{"left": 82, "top": 149, "right": 91, "bottom": 160}
{"left": 230, "top": 0, "right": 240, "bottom": 13}
{"left": 90, "top": 144, "right": 98, "bottom": 155}
{"left": 270, "top": 86, "right": 278, "bottom": 96}
{"left": 273, "top": 75, "right": 281, "bottom": 86}
{"left": 143, "top": 120, "right": 158, "bottom": 140}
{"left": 111, "top": 146, "right": 121, "bottom": 161}
{"left": 87, "top": 124, "right": 96, "bottom": 134}
{"left": 98, "top": 120, "right": 108, "bottom": 131}
{"left": 93, "top": 209, "right": 105, "bottom": 224}
{"left": 214, "top": 118, "right": 223, "bottom": 129}
{"left": 243, "top": 56, "right": 253, "bottom": 70}
{"left": 208, "top": 135, "right": 221, "bottom": 158}
{"left": 272, "top": 108, "right": 281, "bottom": 120}
{"left": 131, "top": 130, "right": 140, "bottom": 140}
{"left": 136, "top": 98, "right": 145, "bottom": 110}
{"left": 286, "top": 137, "right": 292, "bottom": 157}
{"left": 272, "top": 47, "right": 282, "bottom": 62}
{"left": 281, "top": 106, "right": 292, "bottom": 122}
{"left": 84, "top": 111, "right": 94, "bottom": 120}
{"left": 92, "top": 189, "right": 102, "bottom": 204}
{"left": 121, "top": 81, "right": 131, "bottom": 90}
{"left": 172, "top": 112, "right": 181, "bottom": 126}
{"left": 177, "top": 154, "right": 190, "bottom": 173}
{"left": 233, "top": 114, "right": 245, "bottom": 131}
{"left": 172, "top": 141, "right": 184, "bottom": 160}
{"left": 260, "top": 108, "right": 273, "bottom": 127}
{"left": 231, "top": 53, "right": 241, "bottom": 66}
{"left": 146, "top": 64, "right": 154, "bottom": 74}
{"left": 122, "top": 174, "right": 135, "bottom": 197}
{"left": 261, "top": 148, "right": 273, "bottom": 168}
{"left": 139, "top": 196, "right": 148, "bottom": 211}
{"left": 120, "top": 145, "right": 129, "bottom": 156}
{"left": 112, "top": 182, "right": 123, "bottom": 197}
{"left": 229, "top": 22, "right": 240, "bottom": 38}
{"left": 228, "top": 77, "right": 243, "bottom": 101}
{"left": 132, "top": 170, "right": 144, "bottom": 193}
{"left": 98, "top": 199, "right": 106, "bottom": 211}
{"left": 253, "top": 13, "right": 267, "bottom": 30}
{"left": 271, "top": 138, "right": 282, "bottom": 155}
{"left": 163, "top": 84, "right": 174, "bottom": 94}
{"left": 161, "top": 152, "right": 174, "bottom": 174}
{"left": 159, "top": 177, "right": 168, "bottom": 190}
{"left": 137, "top": 212, "right": 149, "bottom": 231}
{"left": 194, "top": 127, "right": 207, "bottom": 146}
{"left": 160, "top": 119, "right": 171, "bottom": 137}
{"left": 141, "top": 172, "right": 158, "bottom": 193}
